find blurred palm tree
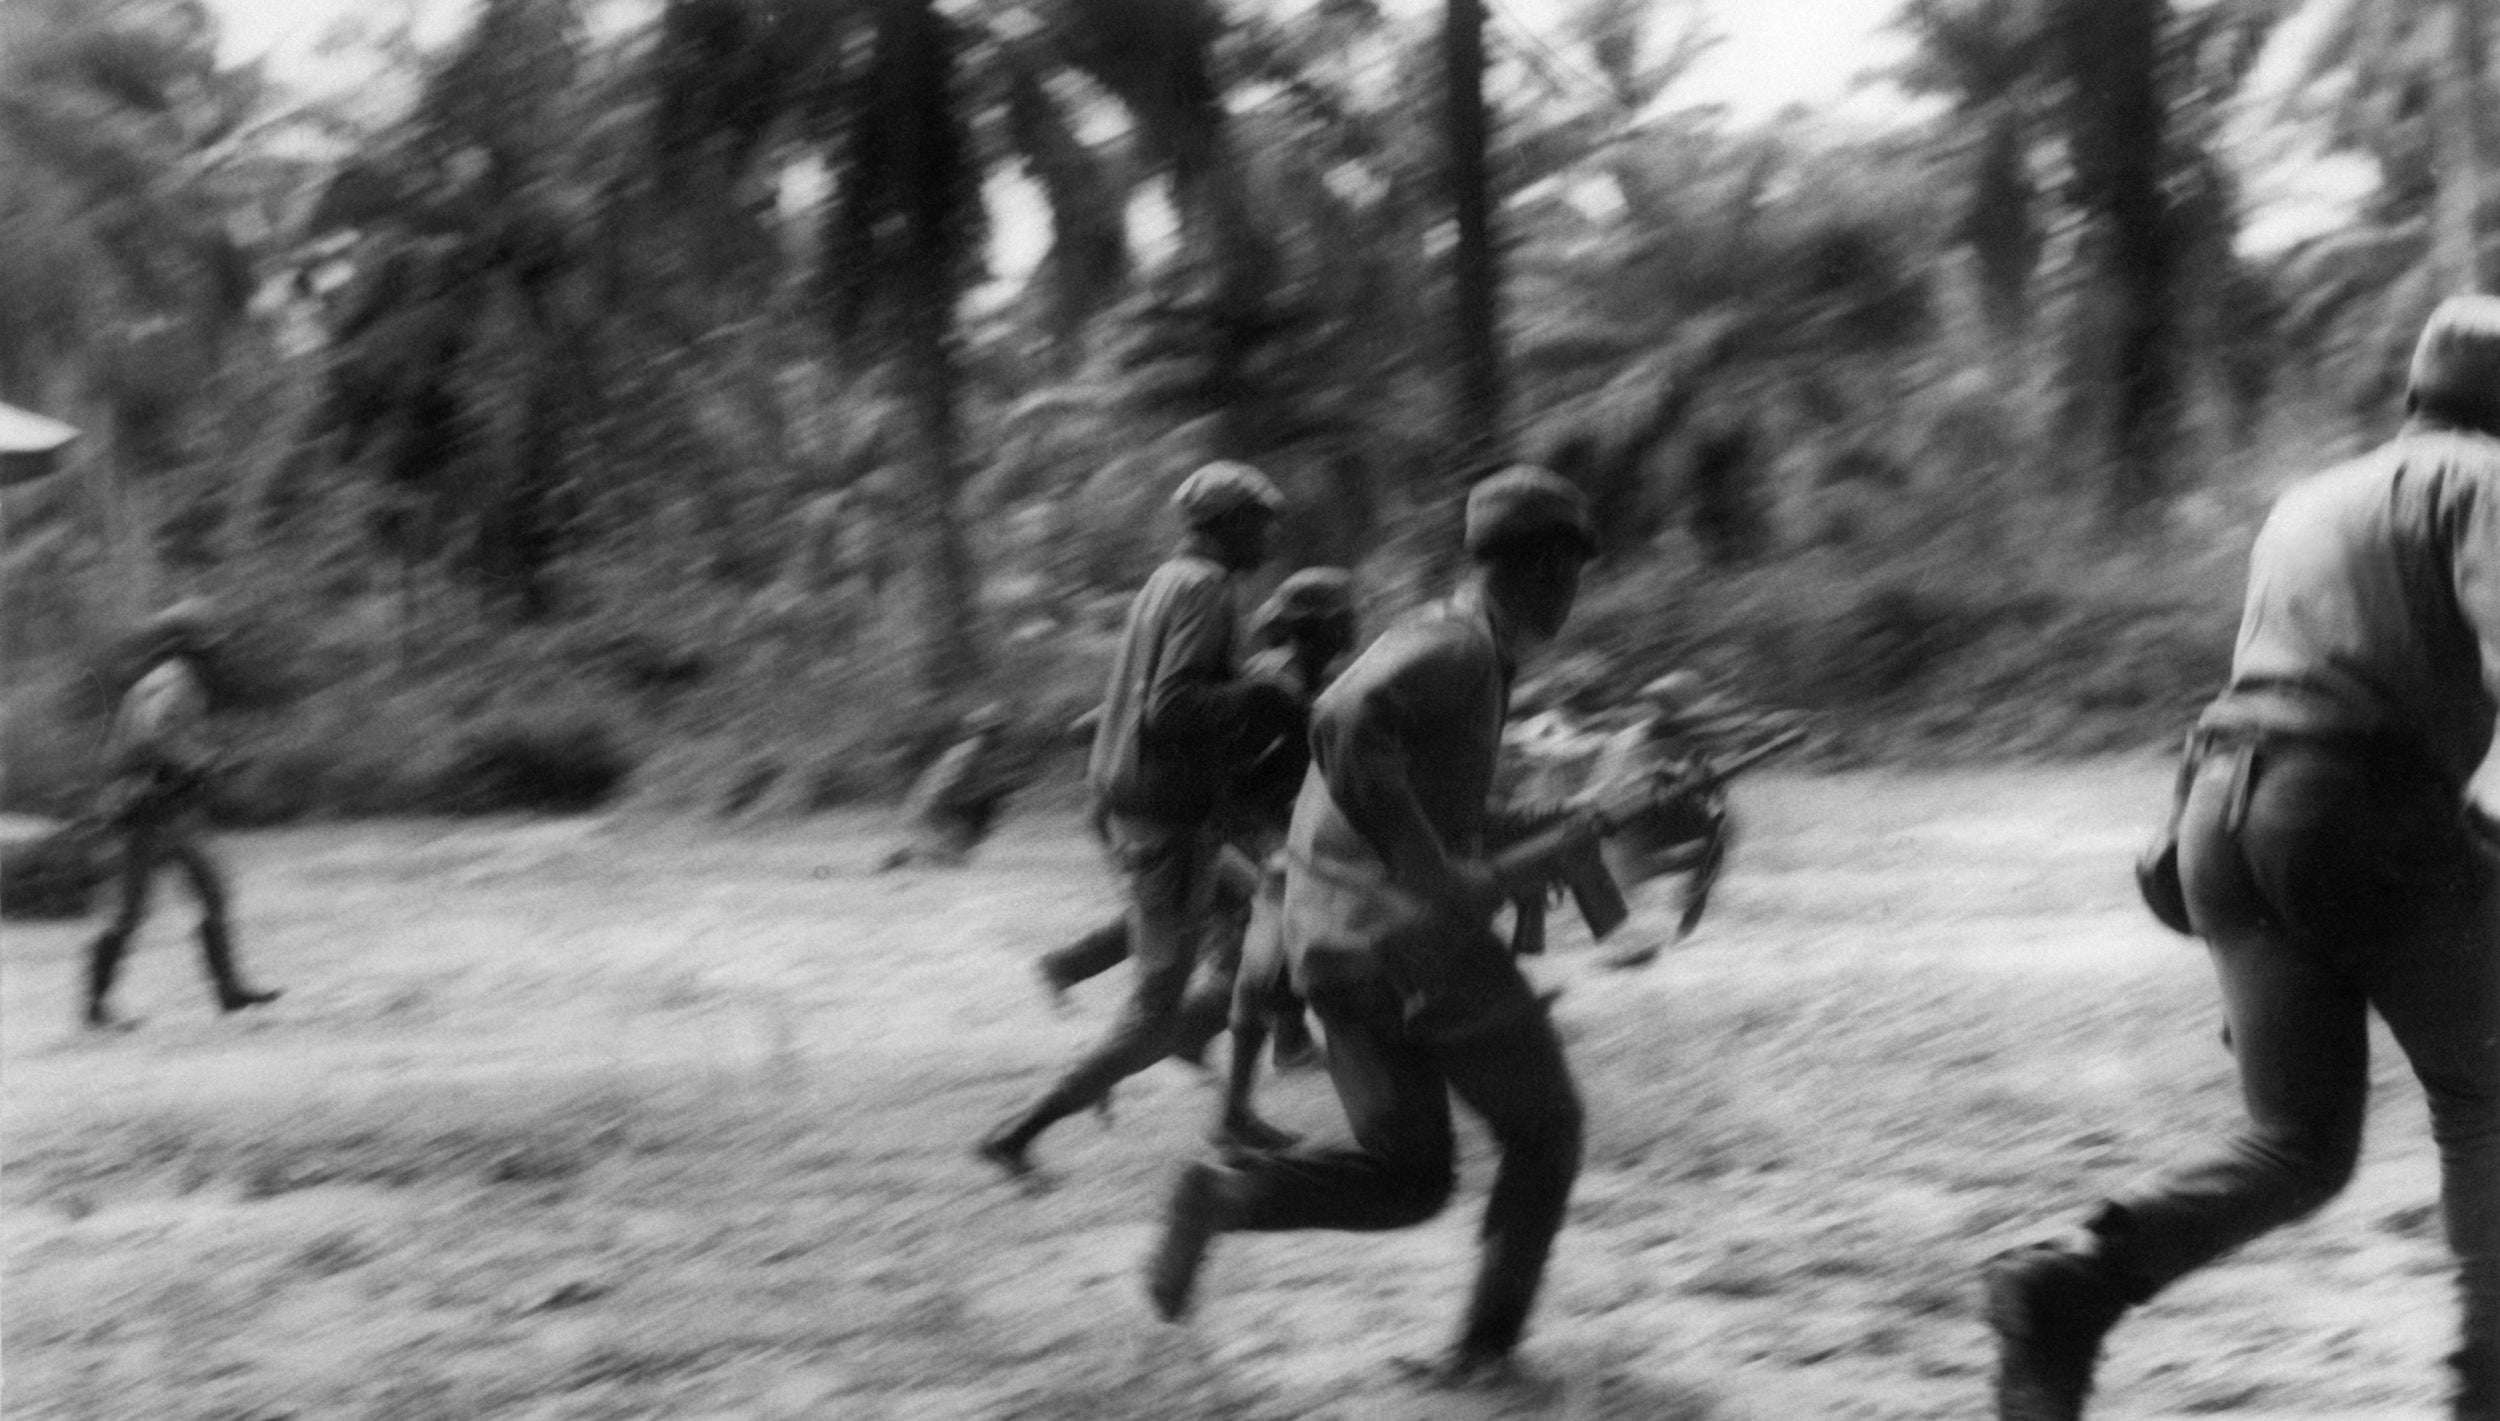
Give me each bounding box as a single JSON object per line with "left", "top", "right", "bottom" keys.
{"left": 2265, "top": 0, "right": 2494, "bottom": 414}
{"left": 641, "top": 0, "right": 1266, "bottom": 687}
{"left": 1900, "top": 0, "right": 2287, "bottom": 508}
{"left": 306, "top": 0, "right": 604, "bottom": 624}
{"left": 1900, "top": 0, "right": 2049, "bottom": 349}
{"left": 0, "top": 0, "right": 275, "bottom": 612}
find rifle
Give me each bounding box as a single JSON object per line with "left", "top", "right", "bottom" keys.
{"left": 1654, "top": 722, "right": 1805, "bottom": 940}
{"left": 1492, "top": 772, "right": 1688, "bottom": 944}
{"left": 1495, "top": 718, "right": 1808, "bottom": 950}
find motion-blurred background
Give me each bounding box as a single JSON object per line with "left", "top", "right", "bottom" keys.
{"left": 0, "top": 0, "right": 2451, "bottom": 821}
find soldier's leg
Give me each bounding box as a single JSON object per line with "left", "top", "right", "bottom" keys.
{"left": 2355, "top": 855, "right": 2498, "bottom": 1419}
{"left": 982, "top": 825, "right": 1212, "bottom": 1172}
{"left": 1438, "top": 1003, "right": 1584, "bottom": 1363}
{"left": 1212, "top": 884, "right": 1298, "bottom": 1154}
{"left": 1148, "top": 985, "right": 1456, "bottom": 1319}
{"left": 83, "top": 819, "right": 164, "bottom": 1027}
{"left": 1170, "top": 894, "right": 1249, "bottom": 1068}
{"left": 1989, "top": 742, "right": 2377, "bottom": 1421}
{"left": 1036, "top": 917, "right": 1131, "bottom": 998}
{"left": 169, "top": 826, "right": 277, "bottom": 1011}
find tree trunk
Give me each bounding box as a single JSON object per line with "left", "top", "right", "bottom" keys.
{"left": 1445, "top": 0, "right": 1506, "bottom": 487}
{"left": 879, "top": 0, "right": 981, "bottom": 693}
{"left": 2058, "top": 0, "right": 2179, "bottom": 512}
{"left": 2434, "top": 0, "right": 2490, "bottom": 293}
{"left": 1964, "top": 104, "right": 2039, "bottom": 351}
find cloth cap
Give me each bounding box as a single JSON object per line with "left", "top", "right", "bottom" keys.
{"left": 1171, "top": 460, "right": 1284, "bottom": 525}
{"left": 1257, "top": 567, "right": 1354, "bottom": 629}
{"left": 147, "top": 596, "right": 222, "bottom": 639}
{"left": 2408, "top": 294, "right": 2500, "bottom": 431}
{"left": 138, "top": 596, "right": 222, "bottom": 662}
{"left": 1463, "top": 465, "right": 1595, "bottom": 558}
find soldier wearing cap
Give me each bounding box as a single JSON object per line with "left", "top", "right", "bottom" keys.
{"left": 977, "top": 461, "right": 1299, "bottom": 1178}
{"left": 1141, "top": 465, "right": 1601, "bottom": 1384}
{"left": 82, "top": 599, "right": 282, "bottom": 1030}
{"left": 877, "top": 702, "right": 1029, "bottom": 870}
{"left": 1030, "top": 568, "right": 1359, "bottom": 1003}
{"left": 1986, "top": 297, "right": 2500, "bottom": 1421}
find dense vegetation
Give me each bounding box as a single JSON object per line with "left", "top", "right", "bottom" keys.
{"left": 1, "top": 0, "right": 2482, "bottom": 821}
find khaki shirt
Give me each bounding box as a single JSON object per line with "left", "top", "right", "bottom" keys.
{"left": 1086, "top": 536, "right": 1266, "bottom": 824}
{"left": 2201, "top": 420, "right": 2500, "bottom": 824}
{"left": 108, "top": 658, "right": 212, "bottom": 776}
{"left": 1281, "top": 589, "right": 1523, "bottom": 1020}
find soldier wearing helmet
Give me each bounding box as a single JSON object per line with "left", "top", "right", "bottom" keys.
{"left": 82, "top": 598, "right": 282, "bottom": 1030}
{"left": 1987, "top": 296, "right": 2500, "bottom": 1421}
{"left": 877, "top": 701, "right": 1029, "bottom": 870}
{"left": 1142, "top": 465, "right": 1602, "bottom": 1384}
{"left": 977, "top": 461, "right": 1300, "bottom": 1179}
{"left": 1022, "top": 566, "right": 1359, "bottom": 1154}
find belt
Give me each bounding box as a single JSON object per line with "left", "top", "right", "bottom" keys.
{"left": 2191, "top": 724, "right": 2453, "bottom": 835}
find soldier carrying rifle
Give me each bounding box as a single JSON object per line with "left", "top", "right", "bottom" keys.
{"left": 82, "top": 599, "right": 282, "bottom": 1031}
{"left": 976, "top": 461, "right": 1300, "bottom": 1180}
{"left": 1141, "top": 465, "right": 1612, "bottom": 1384}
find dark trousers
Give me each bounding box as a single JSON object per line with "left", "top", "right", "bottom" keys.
{"left": 1036, "top": 844, "right": 1260, "bottom": 1063}
{"left": 999, "top": 815, "right": 1222, "bottom": 1143}
{"left": 2106, "top": 736, "right": 2497, "bottom": 1413}
{"left": 85, "top": 805, "right": 249, "bottom": 1013}
{"left": 1221, "top": 970, "right": 1584, "bottom": 1359}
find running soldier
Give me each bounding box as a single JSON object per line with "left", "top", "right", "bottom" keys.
{"left": 877, "top": 702, "right": 1027, "bottom": 870}
{"left": 83, "top": 599, "right": 282, "bottom": 1030}
{"left": 975, "top": 461, "right": 1298, "bottom": 1179}
{"left": 1985, "top": 295, "right": 2500, "bottom": 1421}
{"left": 1142, "top": 465, "right": 1601, "bottom": 1385}
{"left": 1031, "top": 568, "right": 1356, "bottom": 1078}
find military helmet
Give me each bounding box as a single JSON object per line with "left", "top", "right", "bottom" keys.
{"left": 1255, "top": 567, "right": 1353, "bottom": 630}
{"left": 1463, "top": 465, "right": 1595, "bottom": 559}
{"left": 142, "top": 596, "right": 223, "bottom": 653}
{"left": 2408, "top": 293, "right": 2500, "bottom": 431}
{"left": 1171, "top": 460, "right": 1285, "bottom": 526}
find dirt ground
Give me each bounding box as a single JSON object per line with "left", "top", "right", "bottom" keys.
{"left": 0, "top": 762, "right": 2465, "bottom": 1420}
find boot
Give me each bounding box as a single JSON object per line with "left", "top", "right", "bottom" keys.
{"left": 200, "top": 918, "right": 280, "bottom": 1013}
{"left": 1985, "top": 1241, "right": 2130, "bottom": 1421}
{"left": 83, "top": 932, "right": 138, "bottom": 1031}
{"left": 2455, "top": 1343, "right": 2497, "bottom": 1421}
{"left": 1208, "top": 1108, "right": 1300, "bottom": 1158}
{"left": 1144, "top": 1160, "right": 1233, "bottom": 1321}
{"left": 974, "top": 1119, "right": 1039, "bottom": 1180}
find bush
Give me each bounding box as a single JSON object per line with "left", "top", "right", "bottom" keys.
{"left": 0, "top": 678, "right": 106, "bottom": 819}
{"left": 433, "top": 709, "right": 634, "bottom": 815}
{"left": 0, "top": 824, "right": 108, "bottom": 921}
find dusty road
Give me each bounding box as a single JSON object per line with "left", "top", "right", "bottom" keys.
{"left": 0, "top": 762, "right": 2461, "bottom": 1419}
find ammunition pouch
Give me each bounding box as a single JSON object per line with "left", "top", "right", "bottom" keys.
{"left": 2135, "top": 732, "right": 2197, "bottom": 936}
{"left": 99, "top": 761, "right": 209, "bottom": 828}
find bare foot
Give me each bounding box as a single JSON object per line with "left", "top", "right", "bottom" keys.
{"left": 1209, "top": 1111, "right": 1300, "bottom": 1157}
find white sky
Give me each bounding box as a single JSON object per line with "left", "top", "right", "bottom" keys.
{"left": 204, "top": 0, "right": 2363, "bottom": 255}
{"left": 209, "top": 0, "right": 1911, "bottom": 119}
